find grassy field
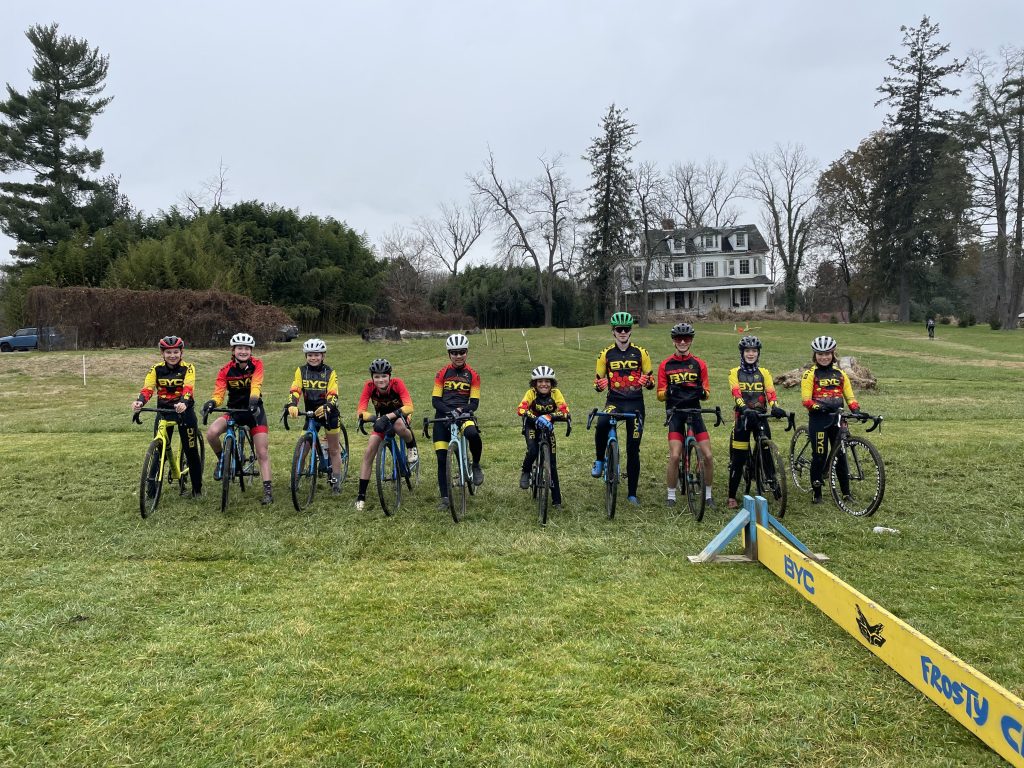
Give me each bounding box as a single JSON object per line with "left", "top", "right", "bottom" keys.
{"left": 1, "top": 320, "right": 1022, "bottom": 767}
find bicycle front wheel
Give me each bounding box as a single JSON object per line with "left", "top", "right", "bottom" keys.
{"left": 139, "top": 439, "right": 166, "bottom": 518}
{"left": 291, "top": 433, "right": 317, "bottom": 511}
{"left": 447, "top": 445, "right": 467, "bottom": 523}
{"left": 536, "top": 441, "right": 551, "bottom": 526}
{"left": 789, "top": 426, "right": 813, "bottom": 493}
{"left": 756, "top": 438, "right": 788, "bottom": 519}
{"left": 685, "top": 440, "right": 706, "bottom": 522}
{"left": 830, "top": 436, "right": 885, "bottom": 517}
{"left": 336, "top": 424, "right": 350, "bottom": 485}
{"left": 220, "top": 434, "right": 235, "bottom": 512}
{"left": 604, "top": 440, "right": 619, "bottom": 520}
{"left": 403, "top": 443, "right": 419, "bottom": 491}
{"left": 376, "top": 439, "right": 400, "bottom": 517}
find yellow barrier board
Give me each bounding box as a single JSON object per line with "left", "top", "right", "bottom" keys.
{"left": 757, "top": 524, "right": 1024, "bottom": 767}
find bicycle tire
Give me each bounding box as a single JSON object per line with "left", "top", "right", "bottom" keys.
{"left": 830, "top": 436, "right": 885, "bottom": 517}
{"left": 537, "top": 441, "right": 551, "bottom": 526}
{"left": 220, "top": 434, "right": 235, "bottom": 512}
{"left": 336, "top": 424, "right": 350, "bottom": 485}
{"left": 756, "top": 437, "right": 788, "bottom": 519}
{"left": 447, "top": 444, "right": 467, "bottom": 523}
{"left": 685, "top": 439, "right": 706, "bottom": 522}
{"left": 376, "top": 439, "right": 400, "bottom": 517}
{"left": 604, "top": 439, "right": 619, "bottom": 520}
{"left": 291, "top": 433, "right": 316, "bottom": 512}
{"left": 139, "top": 439, "right": 165, "bottom": 518}
{"left": 403, "top": 442, "right": 419, "bottom": 492}
{"left": 178, "top": 433, "right": 205, "bottom": 496}
{"left": 789, "top": 426, "right": 813, "bottom": 493}
{"left": 239, "top": 429, "right": 257, "bottom": 493}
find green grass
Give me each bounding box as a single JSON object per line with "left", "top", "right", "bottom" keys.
{"left": 1, "top": 321, "right": 1022, "bottom": 767}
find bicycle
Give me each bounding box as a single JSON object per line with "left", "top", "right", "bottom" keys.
{"left": 359, "top": 415, "right": 417, "bottom": 516}
{"left": 282, "top": 407, "right": 350, "bottom": 512}
{"left": 664, "top": 406, "right": 723, "bottom": 522}
{"left": 586, "top": 407, "right": 640, "bottom": 520}
{"left": 734, "top": 408, "right": 795, "bottom": 519}
{"left": 133, "top": 406, "right": 205, "bottom": 518}
{"left": 203, "top": 407, "right": 259, "bottom": 512}
{"left": 789, "top": 408, "right": 886, "bottom": 517}
{"left": 523, "top": 415, "right": 571, "bottom": 526}
{"left": 422, "top": 411, "right": 476, "bottom": 523}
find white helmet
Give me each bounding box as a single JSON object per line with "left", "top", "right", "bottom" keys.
{"left": 230, "top": 332, "right": 255, "bottom": 347}
{"left": 810, "top": 335, "right": 837, "bottom": 353}
{"left": 445, "top": 333, "right": 469, "bottom": 351}
{"left": 530, "top": 365, "right": 556, "bottom": 384}
{"left": 303, "top": 338, "right": 327, "bottom": 353}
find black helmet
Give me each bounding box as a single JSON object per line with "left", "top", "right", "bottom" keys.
{"left": 671, "top": 322, "right": 695, "bottom": 338}
{"left": 738, "top": 335, "right": 762, "bottom": 351}
{"left": 159, "top": 335, "right": 184, "bottom": 350}
{"left": 369, "top": 358, "right": 392, "bottom": 375}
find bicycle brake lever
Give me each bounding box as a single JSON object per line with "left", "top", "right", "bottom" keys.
{"left": 132, "top": 412, "right": 143, "bottom": 424}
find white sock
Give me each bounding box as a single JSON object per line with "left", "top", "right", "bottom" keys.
{"left": 667, "top": 488, "right": 676, "bottom": 501}
{"left": 705, "top": 487, "right": 713, "bottom": 500}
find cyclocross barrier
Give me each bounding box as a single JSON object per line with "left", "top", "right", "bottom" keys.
{"left": 691, "top": 495, "right": 1024, "bottom": 767}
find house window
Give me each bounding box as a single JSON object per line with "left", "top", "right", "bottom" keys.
{"left": 739, "top": 288, "right": 751, "bottom": 306}
{"left": 702, "top": 235, "right": 717, "bottom": 249}
{"left": 735, "top": 232, "right": 747, "bottom": 249}
{"left": 675, "top": 291, "right": 685, "bottom": 308}
{"left": 673, "top": 262, "right": 686, "bottom": 278}
{"left": 648, "top": 294, "right": 655, "bottom": 309}
{"left": 739, "top": 259, "right": 750, "bottom": 275}
{"left": 755, "top": 258, "right": 762, "bottom": 274}
{"left": 687, "top": 262, "right": 693, "bottom": 278}
{"left": 633, "top": 266, "right": 643, "bottom": 281}
{"left": 672, "top": 237, "right": 683, "bottom": 251}
{"left": 704, "top": 262, "right": 715, "bottom": 278}
{"left": 664, "top": 264, "right": 671, "bottom": 278}
{"left": 728, "top": 261, "right": 735, "bottom": 276}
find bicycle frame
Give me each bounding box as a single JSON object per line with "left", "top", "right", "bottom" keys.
{"left": 737, "top": 409, "right": 794, "bottom": 517}
{"left": 586, "top": 408, "right": 638, "bottom": 520}
{"left": 422, "top": 413, "right": 475, "bottom": 522}
{"left": 283, "top": 408, "right": 335, "bottom": 511}
{"left": 523, "top": 415, "right": 571, "bottom": 525}
{"left": 359, "top": 416, "right": 416, "bottom": 516}
{"left": 664, "top": 406, "right": 723, "bottom": 521}
{"left": 134, "top": 406, "right": 195, "bottom": 517}
{"left": 204, "top": 407, "right": 257, "bottom": 511}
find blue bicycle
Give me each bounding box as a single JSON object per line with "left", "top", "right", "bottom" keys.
{"left": 203, "top": 407, "right": 258, "bottom": 512}
{"left": 283, "top": 407, "right": 350, "bottom": 511}
{"left": 359, "top": 416, "right": 417, "bottom": 516}
{"left": 423, "top": 412, "right": 476, "bottom": 523}
{"left": 586, "top": 407, "right": 639, "bottom": 520}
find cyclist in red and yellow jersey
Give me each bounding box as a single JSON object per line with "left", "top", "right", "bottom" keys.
{"left": 131, "top": 335, "right": 203, "bottom": 497}
{"left": 286, "top": 338, "right": 343, "bottom": 494}
{"left": 431, "top": 333, "right": 483, "bottom": 509}
{"left": 517, "top": 365, "right": 570, "bottom": 509}
{"left": 354, "top": 357, "right": 417, "bottom": 511}
{"left": 201, "top": 332, "right": 273, "bottom": 505}
{"left": 801, "top": 335, "right": 860, "bottom": 504}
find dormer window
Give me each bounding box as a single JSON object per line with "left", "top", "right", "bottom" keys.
{"left": 672, "top": 237, "right": 684, "bottom": 252}
{"left": 734, "top": 231, "right": 747, "bottom": 250}
{"left": 633, "top": 265, "right": 643, "bottom": 281}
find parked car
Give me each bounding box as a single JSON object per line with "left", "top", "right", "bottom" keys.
{"left": 0, "top": 327, "right": 63, "bottom": 352}
{"left": 277, "top": 324, "right": 299, "bottom": 342}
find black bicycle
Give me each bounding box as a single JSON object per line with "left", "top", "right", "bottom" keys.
{"left": 790, "top": 408, "right": 886, "bottom": 517}
{"left": 523, "top": 415, "right": 571, "bottom": 526}
{"left": 734, "top": 408, "right": 795, "bottom": 519}
{"left": 664, "top": 406, "right": 723, "bottom": 521}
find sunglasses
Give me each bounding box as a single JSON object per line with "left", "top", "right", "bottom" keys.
{"left": 613, "top": 327, "right": 632, "bottom": 334}
{"left": 672, "top": 335, "right": 694, "bottom": 342}
{"left": 448, "top": 349, "right": 468, "bottom": 355}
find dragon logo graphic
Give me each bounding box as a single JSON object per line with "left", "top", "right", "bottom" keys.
{"left": 856, "top": 604, "right": 886, "bottom": 647}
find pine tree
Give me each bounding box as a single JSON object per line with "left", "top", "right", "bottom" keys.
{"left": 0, "top": 23, "right": 113, "bottom": 265}
{"left": 581, "top": 105, "right": 637, "bottom": 322}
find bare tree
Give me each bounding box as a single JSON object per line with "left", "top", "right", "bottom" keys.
{"left": 630, "top": 162, "right": 672, "bottom": 327}
{"left": 180, "top": 159, "right": 230, "bottom": 215}
{"left": 469, "top": 150, "right": 579, "bottom": 327}
{"left": 745, "top": 144, "right": 819, "bottom": 313}
{"left": 670, "top": 158, "right": 744, "bottom": 228}
{"left": 414, "top": 198, "right": 486, "bottom": 278}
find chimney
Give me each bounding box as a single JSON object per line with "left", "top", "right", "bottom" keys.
{"left": 661, "top": 218, "right": 675, "bottom": 231}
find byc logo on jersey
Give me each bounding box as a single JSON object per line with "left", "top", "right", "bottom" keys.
{"left": 608, "top": 360, "right": 639, "bottom": 371}
{"left": 818, "top": 377, "right": 841, "bottom": 387}
{"left": 228, "top": 378, "right": 252, "bottom": 388}
{"left": 444, "top": 380, "right": 471, "bottom": 392}
{"left": 303, "top": 379, "right": 328, "bottom": 390}
{"left": 158, "top": 376, "right": 185, "bottom": 387}
{"left": 738, "top": 381, "right": 764, "bottom": 392}
{"left": 669, "top": 371, "right": 699, "bottom": 384}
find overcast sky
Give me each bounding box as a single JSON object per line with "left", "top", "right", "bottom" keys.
{"left": 2, "top": 1, "right": 1023, "bottom": 266}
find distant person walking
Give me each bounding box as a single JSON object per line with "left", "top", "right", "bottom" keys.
{"left": 927, "top": 317, "right": 935, "bottom": 339}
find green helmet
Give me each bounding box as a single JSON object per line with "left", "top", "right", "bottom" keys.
{"left": 609, "top": 311, "right": 634, "bottom": 328}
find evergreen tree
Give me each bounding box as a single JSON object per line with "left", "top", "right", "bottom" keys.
{"left": 875, "top": 15, "right": 966, "bottom": 322}
{"left": 0, "top": 23, "right": 112, "bottom": 265}
{"left": 581, "top": 104, "right": 637, "bottom": 322}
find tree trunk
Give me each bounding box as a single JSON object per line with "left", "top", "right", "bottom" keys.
{"left": 898, "top": 269, "right": 910, "bottom": 323}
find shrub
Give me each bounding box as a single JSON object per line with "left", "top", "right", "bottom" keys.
{"left": 939, "top": 316, "right": 951, "bottom": 325}
{"left": 958, "top": 318, "right": 968, "bottom": 328}
{"left": 989, "top": 317, "right": 1002, "bottom": 330}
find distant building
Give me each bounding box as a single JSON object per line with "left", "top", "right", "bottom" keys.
{"left": 621, "top": 221, "right": 773, "bottom": 315}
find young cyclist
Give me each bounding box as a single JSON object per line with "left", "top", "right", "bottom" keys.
{"left": 431, "top": 333, "right": 483, "bottom": 509}
{"left": 657, "top": 322, "right": 713, "bottom": 508}
{"left": 801, "top": 335, "right": 860, "bottom": 504}
{"left": 726, "top": 335, "right": 787, "bottom": 509}
{"left": 286, "top": 338, "right": 343, "bottom": 494}
{"left": 593, "top": 311, "right": 654, "bottom": 505}
{"left": 202, "top": 332, "right": 274, "bottom": 505}
{"left": 354, "top": 357, "right": 417, "bottom": 511}
{"left": 516, "top": 365, "right": 570, "bottom": 510}
{"left": 131, "top": 335, "right": 203, "bottom": 497}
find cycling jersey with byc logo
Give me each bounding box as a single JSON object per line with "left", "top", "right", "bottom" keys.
{"left": 728, "top": 365, "right": 777, "bottom": 411}
{"left": 596, "top": 343, "right": 653, "bottom": 403}
{"left": 289, "top": 363, "right": 339, "bottom": 410}
{"left": 211, "top": 357, "right": 264, "bottom": 410}
{"left": 432, "top": 364, "right": 480, "bottom": 412}
{"left": 358, "top": 377, "right": 414, "bottom": 417}
{"left": 139, "top": 361, "right": 196, "bottom": 405}
{"left": 517, "top": 386, "right": 570, "bottom": 419}
{"left": 801, "top": 365, "right": 858, "bottom": 412}
{"left": 657, "top": 353, "right": 709, "bottom": 409}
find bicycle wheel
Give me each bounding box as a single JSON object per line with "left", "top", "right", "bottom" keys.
{"left": 604, "top": 439, "right": 619, "bottom": 520}
{"left": 447, "top": 445, "right": 467, "bottom": 523}
{"left": 756, "top": 438, "right": 788, "bottom": 519}
{"left": 403, "top": 442, "right": 419, "bottom": 491}
{"left": 290, "top": 433, "right": 317, "bottom": 511}
{"left": 830, "top": 436, "right": 886, "bottom": 517}
{"left": 336, "top": 424, "right": 350, "bottom": 484}
{"left": 238, "top": 430, "right": 257, "bottom": 494}
{"left": 220, "top": 434, "right": 235, "bottom": 512}
{"left": 139, "top": 439, "right": 166, "bottom": 518}
{"left": 376, "top": 439, "right": 400, "bottom": 517}
{"left": 178, "top": 434, "right": 206, "bottom": 496}
{"left": 789, "top": 426, "right": 813, "bottom": 493}
{"left": 685, "top": 439, "right": 707, "bottom": 522}
{"left": 536, "top": 441, "right": 551, "bottom": 526}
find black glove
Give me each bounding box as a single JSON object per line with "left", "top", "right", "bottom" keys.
{"left": 202, "top": 399, "right": 216, "bottom": 416}
{"left": 450, "top": 407, "right": 463, "bottom": 419}
{"left": 821, "top": 402, "right": 839, "bottom": 414}
{"left": 249, "top": 396, "right": 261, "bottom": 413}
{"left": 742, "top": 408, "right": 760, "bottom": 421}
{"left": 771, "top": 406, "right": 786, "bottom": 419}
{"left": 374, "top": 416, "right": 391, "bottom": 433}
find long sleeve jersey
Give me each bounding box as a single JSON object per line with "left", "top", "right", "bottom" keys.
{"left": 288, "top": 363, "right": 339, "bottom": 410}
{"left": 431, "top": 364, "right": 481, "bottom": 414}
{"left": 657, "top": 352, "right": 710, "bottom": 409}
{"left": 357, "top": 377, "right": 414, "bottom": 419}
{"left": 138, "top": 360, "right": 196, "bottom": 405}
{"left": 800, "top": 365, "right": 858, "bottom": 412}
{"left": 210, "top": 357, "right": 264, "bottom": 410}
{"left": 595, "top": 343, "right": 654, "bottom": 404}
{"left": 516, "top": 387, "right": 570, "bottom": 420}
{"left": 728, "top": 365, "right": 777, "bottom": 412}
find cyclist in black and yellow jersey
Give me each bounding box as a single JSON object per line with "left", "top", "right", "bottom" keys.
{"left": 592, "top": 312, "right": 654, "bottom": 505}
{"left": 286, "top": 338, "right": 343, "bottom": 494}
{"left": 516, "top": 365, "right": 570, "bottom": 509}
{"left": 431, "top": 333, "right": 483, "bottom": 509}
{"left": 131, "top": 335, "right": 203, "bottom": 497}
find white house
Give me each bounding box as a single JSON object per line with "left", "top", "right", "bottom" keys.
{"left": 621, "top": 221, "right": 774, "bottom": 315}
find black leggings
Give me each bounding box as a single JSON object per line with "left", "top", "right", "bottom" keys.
{"left": 522, "top": 428, "right": 562, "bottom": 505}
{"left": 809, "top": 413, "right": 849, "bottom": 494}
{"left": 593, "top": 410, "right": 644, "bottom": 497}
{"left": 156, "top": 407, "right": 203, "bottom": 493}
{"left": 433, "top": 421, "right": 482, "bottom": 498}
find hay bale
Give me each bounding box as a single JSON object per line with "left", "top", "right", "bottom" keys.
{"left": 776, "top": 356, "right": 876, "bottom": 390}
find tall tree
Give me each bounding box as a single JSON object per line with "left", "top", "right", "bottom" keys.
{"left": 875, "top": 15, "right": 965, "bottom": 321}
{"left": 964, "top": 48, "right": 1024, "bottom": 330}
{"left": 631, "top": 161, "right": 672, "bottom": 327}
{"left": 0, "top": 23, "right": 113, "bottom": 265}
{"left": 581, "top": 104, "right": 637, "bottom": 322}
{"left": 670, "top": 158, "right": 744, "bottom": 228}
{"left": 745, "top": 143, "right": 818, "bottom": 313}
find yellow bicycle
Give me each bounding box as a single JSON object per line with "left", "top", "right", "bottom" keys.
{"left": 134, "top": 407, "right": 205, "bottom": 518}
